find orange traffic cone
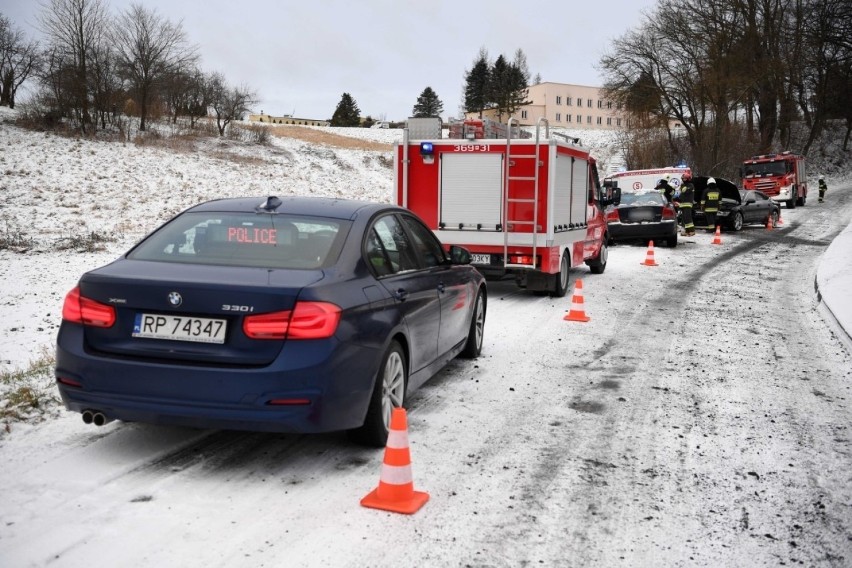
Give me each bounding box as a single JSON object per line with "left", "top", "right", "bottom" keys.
{"left": 711, "top": 225, "right": 722, "bottom": 245}
{"left": 564, "top": 278, "right": 591, "bottom": 322}
{"left": 640, "top": 241, "right": 658, "bottom": 266}
{"left": 766, "top": 214, "right": 774, "bottom": 230}
{"left": 361, "top": 407, "right": 429, "bottom": 514}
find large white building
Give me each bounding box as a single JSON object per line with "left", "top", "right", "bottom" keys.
{"left": 519, "top": 82, "right": 625, "bottom": 129}
{"left": 465, "top": 82, "right": 627, "bottom": 130}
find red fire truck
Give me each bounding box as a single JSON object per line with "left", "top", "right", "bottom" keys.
{"left": 394, "top": 117, "right": 618, "bottom": 297}
{"left": 741, "top": 151, "right": 808, "bottom": 209}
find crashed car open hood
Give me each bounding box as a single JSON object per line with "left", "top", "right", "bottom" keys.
{"left": 693, "top": 176, "right": 741, "bottom": 204}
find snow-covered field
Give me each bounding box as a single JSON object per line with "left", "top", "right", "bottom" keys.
{"left": 0, "top": 113, "right": 624, "bottom": 375}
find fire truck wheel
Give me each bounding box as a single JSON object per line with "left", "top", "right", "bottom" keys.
{"left": 552, "top": 252, "right": 571, "bottom": 297}
{"left": 787, "top": 197, "right": 796, "bottom": 209}
{"left": 460, "top": 288, "right": 486, "bottom": 358}
{"left": 587, "top": 241, "right": 608, "bottom": 275}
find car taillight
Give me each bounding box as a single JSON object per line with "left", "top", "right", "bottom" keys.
{"left": 243, "top": 302, "right": 341, "bottom": 340}
{"left": 662, "top": 206, "right": 676, "bottom": 219}
{"left": 606, "top": 209, "right": 620, "bottom": 222}
{"left": 61, "top": 286, "right": 116, "bottom": 328}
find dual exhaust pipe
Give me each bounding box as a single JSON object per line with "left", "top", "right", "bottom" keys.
{"left": 81, "top": 409, "right": 113, "bottom": 427}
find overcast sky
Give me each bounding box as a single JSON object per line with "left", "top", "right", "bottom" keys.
{"left": 3, "top": 0, "right": 659, "bottom": 121}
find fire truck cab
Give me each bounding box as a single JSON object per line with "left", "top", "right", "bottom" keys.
{"left": 741, "top": 151, "right": 808, "bottom": 209}
{"left": 394, "top": 117, "right": 619, "bottom": 297}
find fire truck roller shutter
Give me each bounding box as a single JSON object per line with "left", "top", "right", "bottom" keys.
{"left": 440, "top": 153, "right": 504, "bottom": 230}
{"left": 554, "top": 155, "right": 573, "bottom": 228}
{"left": 571, "top": 158, "right": 589, "bottom": 226}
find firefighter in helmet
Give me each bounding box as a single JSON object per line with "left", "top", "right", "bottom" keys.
{"left": 655, "top": 174, "right": 676, "bottom": 203}
{"left": 675, "top": 171, "right": 696, "bottom": 236}
{"left": 818, "top": 175, "right": 828, "bottom": 203}
{"left": 701, "top": 177, "right": 721, "bottom": 230}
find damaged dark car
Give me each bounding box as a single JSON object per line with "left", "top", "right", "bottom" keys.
{"left": 692, "top": 176, "right": 781, "bottom": 231}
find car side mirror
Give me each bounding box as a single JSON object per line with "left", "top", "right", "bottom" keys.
{"left": 613, "top": 187, "right": 621, "bottom": 206}
{"left": 448, "top": 245, "right": 471, "bottom": 265}
{"left": 601, "top": 186, "right": 621, "bottom": 207}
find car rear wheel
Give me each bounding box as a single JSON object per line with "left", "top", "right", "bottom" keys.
{"left": 731, "top": 211, "right": 744, "bottom": 231}
{"left": 348, "top": 340, "right": 406, "bottom": 447}
{"left": 461, "top": 288, "right": 486, "bottom": 358}
{"left": 666, "top": 233, "right": 678, "bottom": 247}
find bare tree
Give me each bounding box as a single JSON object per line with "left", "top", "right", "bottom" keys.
{"left": 184, "top": 68, "right": 212, "bottom": 128}
{"left": 161, "top": 67, "right": 190, "bottom": 124}
{"left": 601, "top": 0, "right": 851, "bottom": 173}
{"left": 88, "top": 38, "right": 120, "bottom": 129}
{"left": 112, "top": 3, "right": 197, "bottom": 131}
{"left": 37, "top": 0, "right": 109, "bottom": 133}
{"left": 0, "top": 14, "right": 41, "bottom": 109}
{"left": 797, "top": 0, "right": 852, "bottom": 154}
{"left": 208, "top": 71, "right": 257, "bottom": 136}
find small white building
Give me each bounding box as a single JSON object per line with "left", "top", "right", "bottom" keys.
{"left": 248, "top": 112, "right": 329, "bottom": 127}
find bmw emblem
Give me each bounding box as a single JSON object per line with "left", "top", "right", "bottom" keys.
{"left": 168, "top": 292, "right": 183, "bottom": 307}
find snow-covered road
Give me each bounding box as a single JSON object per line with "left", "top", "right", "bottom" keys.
{"left": 2, "top": 195, "right": 851, "bottom": 567}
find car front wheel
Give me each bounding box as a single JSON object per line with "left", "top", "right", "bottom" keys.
{"left": 348, "top": 340, "right": 406, "bottom": 447}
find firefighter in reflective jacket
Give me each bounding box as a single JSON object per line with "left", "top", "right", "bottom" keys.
{"left": 819, "top": 175, "right": 827, "bottom": 202}
{"left": 701, "top": 177, "right": 721, "bottom": 230}
{"left": 655, "top": 175, "right": 676, "bottom": 203}
{"left": 675, "top": 171, "right": 696, "bottom": 236}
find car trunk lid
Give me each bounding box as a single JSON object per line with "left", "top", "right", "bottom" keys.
{"left": 615, "top": 204, "right": 664, "bottom": 223}
{"left": 77, "top": 259, "right": 323, "bottom": 366}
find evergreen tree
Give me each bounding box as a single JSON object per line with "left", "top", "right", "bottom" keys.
{"left": 330, "top": 92, "right": 360, "bottom": 126}
{"left": 462, "top": 48, "right": 532, "bottom": 120}
{"left": 412, "top": 86, "right": 444, "bottom": 117}
{"left": 506, "top": 49, "right": 532, "bottom": 117}
{"left": 463, "top": 47, "right": 490, "bottom": 117}
{"left": 488, "top": 54, "right": 512, "bottom": 121}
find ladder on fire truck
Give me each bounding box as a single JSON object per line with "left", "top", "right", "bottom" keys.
{"left": 503, "top": 117, "right": 548, "bottom": 271}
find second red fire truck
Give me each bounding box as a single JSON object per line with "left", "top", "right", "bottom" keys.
{"left": 741, "top": 151, "right": 808, "bottom": 209}
{"left": 394, "top": 117, "right": 619, "bottom": 297}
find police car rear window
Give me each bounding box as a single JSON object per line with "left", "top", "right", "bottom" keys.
{"left": 127, "top": 212, "right": 347, "bottom": 269}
